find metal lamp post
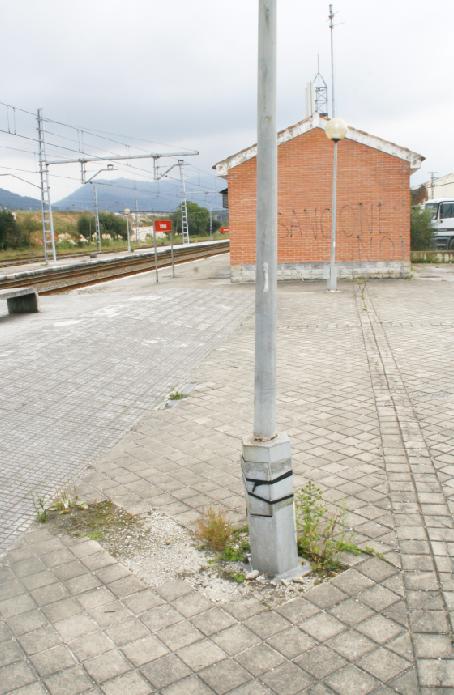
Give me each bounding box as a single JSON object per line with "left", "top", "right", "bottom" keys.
{"left": 123, "top": 208, "right": 132, "bottom": 253}
{"left": 325, "top": 117, "right": 347, "bottom": 292}
{"left": 240, "top": 0, "right": 301, "bottom": 579}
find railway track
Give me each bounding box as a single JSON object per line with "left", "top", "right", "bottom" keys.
{"left": 0, "top": 241, "right": 229, "bottom": 294}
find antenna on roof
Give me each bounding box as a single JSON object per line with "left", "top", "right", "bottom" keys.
{"left": 305, "top": 55, "right": 329, "bottom": 118}
{"left": 329, "top": 4, "right": 336, "bottom": 117}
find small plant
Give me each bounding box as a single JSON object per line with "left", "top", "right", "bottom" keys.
{"left": 49, "top": 488, "right": 88, "bottom": 515}
{"left": 195, "top": 507, "right": 234, "bottom": 552}
{"left": 222, "top": 568, "right": 246, "bottom": 583}
{"left": 33, "top": 496, "right": 48, "bottom": 523}
{"left": 296, "top": 481, "right": 374, "bottom": 574}
{"left": 169, "top": 390, "right": 187, "bottom": 401}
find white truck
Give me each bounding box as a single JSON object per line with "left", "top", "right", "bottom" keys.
{"left": 424, "top": 198, "right": 454, "bottom": 249}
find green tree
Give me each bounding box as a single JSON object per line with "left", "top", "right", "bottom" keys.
{"left": 0, "top": 210, "right": 22, "bottom": 250}
{"left": 77, "top": 215, "right": 94, "bottom": 241}
{"left": 172, "top": 201, "right": 210, "bottom": 237}
{"left": 411, "top": 206, "right": 434, "bottom": 250}
{"left": 99, "top": 213, "right": 127, "bottom": 239}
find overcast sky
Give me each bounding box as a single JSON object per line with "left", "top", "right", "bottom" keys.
{"left": 0, "top": 0, "right": 451, "bottom": 201}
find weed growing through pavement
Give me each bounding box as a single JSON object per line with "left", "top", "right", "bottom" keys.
{"left": 295, "top": 481, "right": 381, "bottom": 575}
{"left": 195, "top": 508, "right": 249, "bottom": 583}
{"left": 49, "top": 487, "right": 88, "bottom": 514}
{"left": 33, "top": 496, "right": 48, "bottom": 523}
{"left": 169, "top": 390, "right": 187, "bottom": 401}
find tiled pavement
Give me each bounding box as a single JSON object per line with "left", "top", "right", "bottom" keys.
{"left": 2, "top": 260, "right": 454, "bottom": 692}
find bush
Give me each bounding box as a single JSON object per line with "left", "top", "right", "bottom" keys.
{"left": 195, "top": 507, "right": 234, "bottom": 552}
{"left": 411, "top": 206, "right": 434, "bottom": 250}
{"left": 0, "top": 210, "right": 29, "bottom": 249}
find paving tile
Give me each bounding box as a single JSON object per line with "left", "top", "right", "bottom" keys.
{"left": 413, "top": 633, "right": 453, "bottom": 658}
{"left": 141, "top": 652, "right": 191, "bottom": 688}
{"left": 418, "top": 658, "right": 454, "bottom": 687}
{"left": 70, "top": 630, "right": 115, "bottom": 661}
{"left": 84, "top": 649, "right": 131, "bottom": 683}
{"left": 30, "top": 644, "right": 76, "bottom": 677}
{"left": 261, "top": 660, "right": 313, "bottom": 695}
{"left": 141, "top": 604, "right": 184, "bottom": 632}
{"left": 161, "top": 674, "right": 214, "bottom": 694}
{"left": 305, "top": 584, "right": 347, "bottom": 610}
{"left": 172, "top": 592, "right": 212, "bottom": 618}
{"left": 266, "top": 625, "right": 316, "bottom": 659}
{"left": 122, "top": 634, "right": 168, "bottom": 666}
{"left": 191, "top": 607, "right": 236, "bottom": 636}
{"left": 295, "top": 644, "right": 346, "bottom": 680}
{"left": 209, "top": 622, "right": 260, "bottom": 656}
{"left": 358, "top": 584, "right": 399, "bottom": 611}
{"left": 54, "top": 614, "right": 98, "bottom": 641}
{"left": 326, "top": 664, "right": 379, "bottom": 694}
{"left": 358, "top": 646, "right": 409, "bottom": 682}
{"left": 0, "top": 659, "right": 36, "bottom": 694}
{"left": 45, "top": 665, "right": 94, "bottom": 695}
{"left": 327, "top": 629, "right": 375, "bottom": 661}
{"left": 244, "top": 610, "right": 291, "bottom": 639}
{"left": 102, "top": 670, "right": 152, "bottom": 695}
{"left": 17, "top": 625, "right": 61, "bottom": 655}
{"left": 123, "top": 589, "right": 165, "bottom": 614}
{"left": 157, "top": 580, "right": 193, "bottom": 602}
{"left": 106, "top": 617, "right": 150, "bottom": 646}
{"left": 330, "top": 569, "right": 375, "bottom": 596}
{"left": 157, "top": 619, "right": 204, "bottom": 651}
{"left": 300, "top": 612, "right": 345, "bottom": 642}
{"left": 235, "top": 642, "right": 285, "bottom": 676}
{"left": 330, "top": 599, "right": 374, "bottom": 626}
{"left": 0, "top": 638, "right": 23, "bottom": 666}
{"left": 178, "top": 638, "right": 225, "bottom": 671}
{"left": 7, "top": 609, "right": 48, "bottom": 636}
{"left": 199, "top": 657, "right": 251, "bottom": 694}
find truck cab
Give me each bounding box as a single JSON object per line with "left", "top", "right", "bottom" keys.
{"left": 424, "top": 198, "right": 454, "bottom": 249}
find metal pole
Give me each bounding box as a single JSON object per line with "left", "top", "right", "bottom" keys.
{"left": 152, "top": 224, "right": 159, "bottom": 284}
{"left": 170, "top": 227, "right": 175, "bottom": 278}
{"left": 135, "top": 199, "right": 139, "bottom": 242}
{"left": 93, "top": 184, "right": 101, "bottom": 252}
{"left": 241, "top": 0, "right": 301, "bottom": 580}
{"left": 209, "top": 207, "right": 213, "bottom": 239}
{"left": 254, "top": 0, "right": 277, "bottom": 440}
{"left": 126, "top": 215, "right": 132, "bottom": 253}
{"left": 329, "top": 4, "right": 335, "bottom": 117}
{"left": 328, "top": 140, "right": 338, "bottom": 291}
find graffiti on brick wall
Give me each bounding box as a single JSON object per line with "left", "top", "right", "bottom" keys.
{"left": 280, "top": 202, "right": 405, "bottom": 257}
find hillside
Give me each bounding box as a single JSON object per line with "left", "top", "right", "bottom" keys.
{"left": 0, "top": 187, "right": 41, "bottom": 210}
{"left": 55, "top": 176, "right": 223, "bottom": 212}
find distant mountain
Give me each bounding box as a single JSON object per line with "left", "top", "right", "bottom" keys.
{"left": 0, "top": 187, "right": 41, "bottom": 211}
{"left": 55, "top": 176, "right": 224, "bottom": 212}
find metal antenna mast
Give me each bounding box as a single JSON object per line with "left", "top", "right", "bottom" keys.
{"left": 329, "top": 4, "right": 335, "bottom": 117}
{"left": 37, "top": 108, "right": 57, "bottom": 262}
{"left": 178, "top": 160, "right": 190, "bottom": 245}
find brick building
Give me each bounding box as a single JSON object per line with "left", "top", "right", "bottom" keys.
{"left": 215, "top": 114, "right": 424, "bottom": 281}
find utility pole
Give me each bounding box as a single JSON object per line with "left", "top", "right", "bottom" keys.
{"left": 329, "top": 4, "right": 335, "bottom": 117}
{"left": 92, "top": 183, "right": 101, "bottom": 252}
{"left": 204, "top": 192, "right": 213, "bottom": 239}
{"left": 135, "top": 199, "right": 140, "bottom": 242}
{"left": 178, "top": 160, "right": 190, "bottom": 245}
{"left": 241, "top": 0, "right": 301, "bottom": 579}
{"left": 37, "top": 108, "right": 57, "bottom": 262}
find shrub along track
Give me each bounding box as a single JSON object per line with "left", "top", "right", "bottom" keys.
{"left": 0, "top": 240, "right": 229, "bottom": 294}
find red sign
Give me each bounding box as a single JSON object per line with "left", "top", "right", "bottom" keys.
{"left": 220, "top": 226, "right": 230, "bottom": 234}
{"left": 154, "top": 219, "right": 172, "bottom": 233}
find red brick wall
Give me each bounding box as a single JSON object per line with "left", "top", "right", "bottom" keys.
{"left": 227, "top": 127, "right": 411, "bottom": 266}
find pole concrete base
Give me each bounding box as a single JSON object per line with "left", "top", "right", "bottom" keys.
{"left": 242, "top": 433, "right": 303, "bottom": 578}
